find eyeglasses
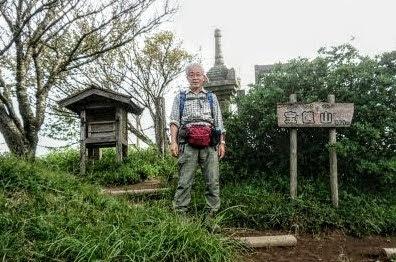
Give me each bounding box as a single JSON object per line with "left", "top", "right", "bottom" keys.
{"left": 187, "top": 73, "right": 203, "bottom": 78}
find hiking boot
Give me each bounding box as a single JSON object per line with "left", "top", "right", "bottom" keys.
{"left": 173, "top": 207, "right": 187, "bottom": 217}
{"left": 203, "top": 212, "right": 221, "bottom": 233}
{"left": 210, "top": 223, "right": 221, "bottom": 234}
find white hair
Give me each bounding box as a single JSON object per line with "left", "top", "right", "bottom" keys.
{"left": 185, "top": 63, "right": 209, "bottom": 82}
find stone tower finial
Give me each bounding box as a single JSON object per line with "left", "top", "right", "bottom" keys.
{"left": 206, "top": 28, "right": 240, "bottom": 113}
{"left": 214, "top": 28, "right": 224, "bottom": 66}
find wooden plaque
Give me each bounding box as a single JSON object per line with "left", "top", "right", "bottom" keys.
{"left": 277, "top": 102, "right": 354, "bottom": 127}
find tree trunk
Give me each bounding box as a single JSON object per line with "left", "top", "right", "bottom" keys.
{"left": 153, "top": 97, "right": 166, "bottom": 155}
{"left": 0, "top": 122, "right": 38, "bottom": 159}
{"left": 153, "top": 113, "right": 162, "bottom": 153}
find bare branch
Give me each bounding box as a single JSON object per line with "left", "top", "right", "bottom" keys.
{"left": 0, "top": 0, "right": 59, "bottom": 55}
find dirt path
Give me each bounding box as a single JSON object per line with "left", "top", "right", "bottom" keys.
{"left": 227, "top": 229, "right": 396, "bottom": 262}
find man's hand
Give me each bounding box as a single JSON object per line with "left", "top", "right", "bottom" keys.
{"left": 218, "top": 143, "right": 225, "bottom": 159}
{"left": 170, "top": 124, "right": 179, "bottom": 157}
{"left": 170, "top": 142, "right": 179, "bottom": 157}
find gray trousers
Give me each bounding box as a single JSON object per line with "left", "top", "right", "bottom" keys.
{"left": 173, "top": 144, "right": 220, "bottom": 213}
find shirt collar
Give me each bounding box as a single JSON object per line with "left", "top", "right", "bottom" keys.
{"left": 187, "top": 87, "right": 207, "bottom": 94}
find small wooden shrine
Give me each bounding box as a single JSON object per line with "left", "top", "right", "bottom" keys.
{"left": 59, "top": 86, "right": 143, "bottom": 174}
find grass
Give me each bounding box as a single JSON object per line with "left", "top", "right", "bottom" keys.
{"left": 40, "top": 147, "right": 178, "bottom": 186}
{"left": 219, "top": 176, "right": 396, "bottom": 236}
{"left": 203, "top": 175, "right": 396, "bottom": 236}
{"left": 0, "top": 155, "right": 240, "bottom": 261}
{"left": 128, "top": 170, "right": 396, "bottom": 237}
{"left": 3, "top": 146, "right": 394, "bottom": 260}
{"left": 38, "top": 148, "right": 396, "bottom": 236}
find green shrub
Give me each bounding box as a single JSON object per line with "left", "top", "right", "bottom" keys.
{"left": 225, "top": 45, "right": 396, "bottom": 188}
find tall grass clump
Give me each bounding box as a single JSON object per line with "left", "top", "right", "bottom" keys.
{"left": 219, "top": 175, "right": 396, "bottom": 236}
{"left": 127, "top": 181, "right": 396, "bottom": 237}
{"left": 0, "top": 155, "right": 239, "bottom": 261}
{"left": 41, "top": 147, "right": 178, "bottom": 186}
{"left": 146, "top": 170, "right": 396, "bottom": 236}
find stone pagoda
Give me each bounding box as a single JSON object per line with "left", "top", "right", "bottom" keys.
{"left": 205, "top": 29, "right": 240, "bottom": 113}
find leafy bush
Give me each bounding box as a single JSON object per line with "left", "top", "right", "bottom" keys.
{"left": 225, "top": 45, "right": 396, "bottom": 187}
{"left": 0, "top": 155, "right": 238, "bottom": 261}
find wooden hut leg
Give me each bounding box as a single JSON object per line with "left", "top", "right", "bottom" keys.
{"left": 80, "top": 142, "right": 86, "bottom": 175}
{"left": 97, "top": 148, "right": 102, "bottom": 160}
{"left": 116, "top": 142, "right": 123, "bottom": 162}
{"left": 80, "top": 109, "right": 87, "bottom": 175}
{"left": 122, "top": 144, "right": 128, "bottom": 159}
{"left": 115, "top": 107, "right": 123, "bottom": 162}
{"left": 88, "top": 148, "right": 101, "bottom": 160}
{"left": 88, "top": 147, "right": 94, "bottom": 159}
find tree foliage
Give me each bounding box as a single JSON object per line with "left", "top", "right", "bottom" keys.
{"left": 47, "top": 30, "right": 193, "bottom": 152}
{"left": 0, "top": 0, "right": 176, "bottom": 158}
{"left": 225, "top": 45, "right": 396, "bottom": 188}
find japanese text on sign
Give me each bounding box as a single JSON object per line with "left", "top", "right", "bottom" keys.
{"left": 277, "top": 102, "right": 354, "bottom": 127}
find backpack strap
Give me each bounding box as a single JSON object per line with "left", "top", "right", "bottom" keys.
{"left": 206, "top": 92, "right": 214, "bottom": 119}
{"left": 179, "top": 91, "right": 187, "bottom": 122}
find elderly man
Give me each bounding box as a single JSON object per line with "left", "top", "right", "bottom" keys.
{"left": 169, "top": 63, "right": 226, "bottom": 216}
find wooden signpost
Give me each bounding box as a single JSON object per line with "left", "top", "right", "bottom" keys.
{"left": 277, "top": 94, "right": 354, "bottom": 207}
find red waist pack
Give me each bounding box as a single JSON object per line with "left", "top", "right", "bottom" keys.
{"left": 186, "top": 125, "right": 212, "bottom": 148}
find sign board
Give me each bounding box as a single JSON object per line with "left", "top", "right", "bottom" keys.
{"left": 277, "top": 102, "right": 354, "bottom": 127}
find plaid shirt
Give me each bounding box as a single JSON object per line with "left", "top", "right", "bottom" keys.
{"left": 169, "top": 88, "right": 225, "bottom": 133}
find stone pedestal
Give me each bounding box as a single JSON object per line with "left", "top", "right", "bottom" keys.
{"left": 205, "top": 79, "right": 239, "bottom": 113}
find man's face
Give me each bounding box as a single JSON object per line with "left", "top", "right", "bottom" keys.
{"left": 187, "top": 67, "right": 205, "bottom": 90}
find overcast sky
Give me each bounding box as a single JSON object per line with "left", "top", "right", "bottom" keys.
{"left": 1, "top": 0, "right": 396, "bottom": 154}
{"left": 169, "top": 0, "right": 396, "bottom": 88}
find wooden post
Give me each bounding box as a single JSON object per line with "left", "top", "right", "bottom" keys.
{"left": 115, "top": 107, "right": 123, "bottom": 162}
{"left": 160, "top": 96, "right": 166, "bottom": 157}
{"left": 328, "top": 94, "right": 339, "bottom": 207}
{"left": 88, "top": 148, "right": 101, "bottom": 160}
{"left": 122, "top": 111, "right": 128, "bottom": 158}
{"left": 80, "top": 109, "right": 86, "bottom": 175}
{"left": 290, "top": 94, "right": 298, "bottom": 198}
{"left": 88, "top": 147, "right": 93, "bottom": 159}
{"left": 383, "top": 248, "right": 396, "bottom": 259}
{"left": 236, "top": 235, "right": 297, "bottom": 248}
{"left": 135, "top": 115, "right": 141, "bottom": 148}
{"left": 122, "top": 144, "right": 128, "bottom": 159}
